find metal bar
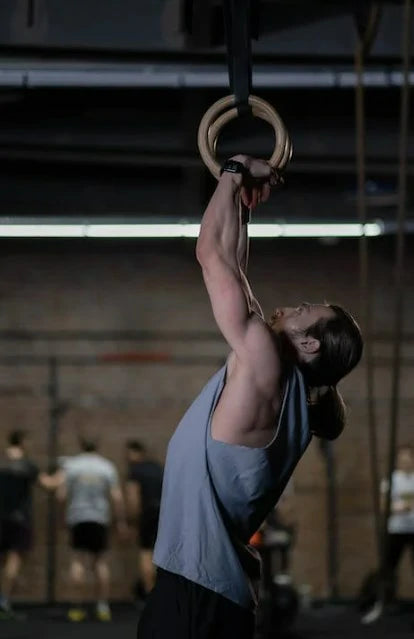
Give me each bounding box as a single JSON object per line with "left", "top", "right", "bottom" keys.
{"left": 0, "top": 147, "right": 413, "bottom": 175}
{"left": 0, "top": 354, "right": 411, "bottom": 367}
{"left": 0, "top": 329, "right": 223, "bottom": 341}
{"left": 46, "top": 357, "right": 58, "bottom": 604}
{"left": 0, "top": 355, "right": 225, "bottom": 366}
{"left": 323, "top": 441, "right": 340, "bottom": 599}
{"left": 0, "top": 62, "right": 414, "bottom": 89}
{"left": 0, "top": 329, "right": 414, "bottom": 342}
{"left": 381, "top": 0, "right": 412, "bottom": 600}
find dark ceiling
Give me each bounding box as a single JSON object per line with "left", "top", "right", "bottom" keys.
{"left": 0, "top": 0, "right": 412, "bottom": 226}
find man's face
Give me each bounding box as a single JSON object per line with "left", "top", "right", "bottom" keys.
{"left": 126, "top": 449, "right": 143, "bottom": 464}
{"left": 397, "top": 449, "right": 413, "bottom": 473}
{"left": 269, "top": 303, "right": 335, "bottom": 335}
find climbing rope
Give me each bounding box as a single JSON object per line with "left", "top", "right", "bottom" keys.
{"left": 354, "top": 2, "right": 383, "bottom": 566}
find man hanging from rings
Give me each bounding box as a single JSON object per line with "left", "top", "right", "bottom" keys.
{"left": 137, "top": 155, "right": 363, "bottom": 639}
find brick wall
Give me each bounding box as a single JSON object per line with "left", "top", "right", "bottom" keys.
{"left": 0, "top": 238, "right": 412, "bottom": 601}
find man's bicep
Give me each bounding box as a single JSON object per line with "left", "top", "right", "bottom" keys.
{"left": 201, "top": 257, "right": 251, "bottom": 351}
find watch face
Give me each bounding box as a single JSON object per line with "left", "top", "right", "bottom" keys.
{"left": 222, "top": 160, "right": 243, "bottom": 174}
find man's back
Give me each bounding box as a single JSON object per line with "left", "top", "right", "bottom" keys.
{"left": 61, "top": 453, "right": 118, "bottom": 526}
{"left": 0, "top": 456, "right": 38, "bottom": 523}
{"left": 128, "top": 460, "right": 163, "bottom": 513}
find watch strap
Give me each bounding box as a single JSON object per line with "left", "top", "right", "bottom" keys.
{"left": 220, "top": 159, "right": 248, "bottom": 177}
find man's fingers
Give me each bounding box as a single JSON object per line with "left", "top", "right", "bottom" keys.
{"left": 249, "top": 158, "right": 272, "bottom": 180}
{"left": 238, "top": 164, "right": 284, "bottom": 210}
{"left": 241, "top": 186, "right": 251, "bottom": 208}
{"left": 261, "top": 183, "right": 271, "bottom": 202}
{"left": 270, "top": 170, "right": 284, "bottom": 188}
{"left": 251, "top": 188, "right": 259, "bottom": 209}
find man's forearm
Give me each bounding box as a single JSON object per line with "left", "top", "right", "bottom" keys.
{"left": 237, "top": 210, "right": 265, "bottom": 318}
{"left": 237, "top": 213, "right": 249, "bottom": 274}
{"left": 196, "top": 173, "right": 242, "bottom": 270}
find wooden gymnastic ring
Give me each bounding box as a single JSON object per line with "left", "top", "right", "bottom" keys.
{"left": 207, "top": 123, "right": 292, "bottom": 173}
{"left": 198, "top": 94, "right": 292, "bottom": 179}
{"left": 206, "top": 97, "right": 288, "bottom": 162}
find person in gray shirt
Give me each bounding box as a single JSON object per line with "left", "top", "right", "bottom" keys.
{"left": 57, "top": 436, "right": 127, "bottom": 623}
{"left": 137, "top": 155, "right": 363, "bottom": 639}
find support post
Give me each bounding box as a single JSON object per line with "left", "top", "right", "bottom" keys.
{"left": 46, "top": 356, "right": 59, "bottom": 604}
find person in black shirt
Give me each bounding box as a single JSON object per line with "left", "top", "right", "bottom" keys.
{"left": 0, "top": 430, "right": 53, "bottom": 616}
{"left": 125, "top": 440, "right": 163, "bottom": 597}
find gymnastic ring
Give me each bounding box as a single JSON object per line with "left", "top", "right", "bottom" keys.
{"left": 198, "top": 94, "right": 292, "bottom": 179}
{"left": 206, "top": 96, "right": 288, "bottom": 163}
{"left": 200, "top": 95, "right": 289, "bottom": 178}
{"left": 207, "top": 118, "right": 293, "bottom": 175}
{"left": 207, "top": 120, "right": 292, "bottom": 174}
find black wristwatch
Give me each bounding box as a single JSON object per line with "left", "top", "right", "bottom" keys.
{"left": 220, "top": 159, "right": 251, "bottom": 224}
{"left": 220, "top": 159, "right": 248, "bottom": 178}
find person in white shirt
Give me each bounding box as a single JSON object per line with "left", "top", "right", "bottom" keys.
{"left": 56, "top": 437, "right": 127, "bottom": 623}
{"left": 382, "top": 445, "right": 414, "bottom": 571}
{"left": 361, "top": 445, "right": 414, "bottom": 624}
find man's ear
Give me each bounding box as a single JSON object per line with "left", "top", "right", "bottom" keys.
{"left": 298, "top": 336, "right": 320, "bottom": 355}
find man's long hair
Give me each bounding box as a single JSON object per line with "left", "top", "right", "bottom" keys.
{"left": 8, "top": 429, "right": 26, "bottom": 447}
{"left": 299, "top": 304, "right": 363, "bottom": 441}
{"left": 300, "top": 304, "right": 363, "bottom": 387}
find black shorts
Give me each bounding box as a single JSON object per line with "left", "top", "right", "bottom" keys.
{"left": 70, "top": 522, "right": 108, "bottom": 554}
{"left": 137, "top": 568, "right": 255, "bottom": 639}
{"left": 139, "top": 508, "right": 160, "bottom": 550}
{"left": 0, "top": 518, "right": 33, "bottom": 553}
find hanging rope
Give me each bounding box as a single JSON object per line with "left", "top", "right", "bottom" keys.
{"left": 380, "top": 0, "right": 412, "bottom": 598}
{"left": 353, "top": 3, "right": 382, "bottom": 566}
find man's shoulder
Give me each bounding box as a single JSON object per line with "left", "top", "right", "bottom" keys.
{"left": 94, "top": 455, "right": 117, "bottom": 477}
{"left": 230, "top": 325, "right": 283, "bottom": 397}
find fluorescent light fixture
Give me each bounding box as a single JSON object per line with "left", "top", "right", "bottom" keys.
{"left": 0, "top": 222, "right": 383, "bottom": 238}
{"left": 88, "top": 224, "right": 201, "bottom": 238}
{"left": 272, "top": 223, "right": 383, "bottom": 238}
{"left": 0, "top": 224, "right": 85, "bottom": 237}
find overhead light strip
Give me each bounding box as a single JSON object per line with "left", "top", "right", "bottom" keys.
{"left": 0, "top": 222, "right": 383, "bottom": 238}
{"left": 1, "top": 66, "right": 413, "bottom": 89}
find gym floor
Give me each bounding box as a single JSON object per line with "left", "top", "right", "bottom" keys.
{"left": 1, "top": 603, "right": 413, "bottom": 639}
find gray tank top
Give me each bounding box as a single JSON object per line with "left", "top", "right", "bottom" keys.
{"left": 153, "top": 363, "right": 311, "bottom": 610}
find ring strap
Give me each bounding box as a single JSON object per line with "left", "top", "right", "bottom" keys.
{"left": 223, "top": 0, "right": 253, "bottom": 117}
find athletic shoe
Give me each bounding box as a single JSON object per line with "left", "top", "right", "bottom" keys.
{"left": 96, "top": 601, "right": 112, "bottom": 622}
{"left": 67, "top": 607, "right": 87, "bottom": 622}
{"left": 360, "top": 600, "right": 383, "bottom": 624}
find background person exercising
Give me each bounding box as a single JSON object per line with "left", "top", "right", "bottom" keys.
{"left": 138, "top": 155, "right": 363, "bottom": 639}
{"left": 383, "top": 445, "right": 414, "bottom": 582}
{"left": 58, "top": 436, "right": 127, "bottom": 622}
{"left": 0, "top": 430, "right": 55, "bottom": 618}
{"left": 361, "top": 444, "right": 414, "bottom": 624}
{"left": 125, "top": 440, "right": 163, "bottom": 600}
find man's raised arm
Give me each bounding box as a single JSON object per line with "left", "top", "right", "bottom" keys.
{"left": 196, "top": 155, "right": 273, "bottom": 357}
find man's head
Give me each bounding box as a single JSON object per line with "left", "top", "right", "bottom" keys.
{"left": 126, "top": 439, "right": 146, "bottom": 463}
{"left": 396, "top": 445, "right": 413, "bottom": 473}
{"left": 270, "top": 302, "right": 363, "bottom": 387}
{"left": 79, "top": 436, "right": 98, "bottom": 453}
{"left": 7, "top": 429, "right": 27, "bottom": 449}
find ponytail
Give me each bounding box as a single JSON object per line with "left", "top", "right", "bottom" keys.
{"left": 307, "top": 386, "right": 346, "bottom": 441}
